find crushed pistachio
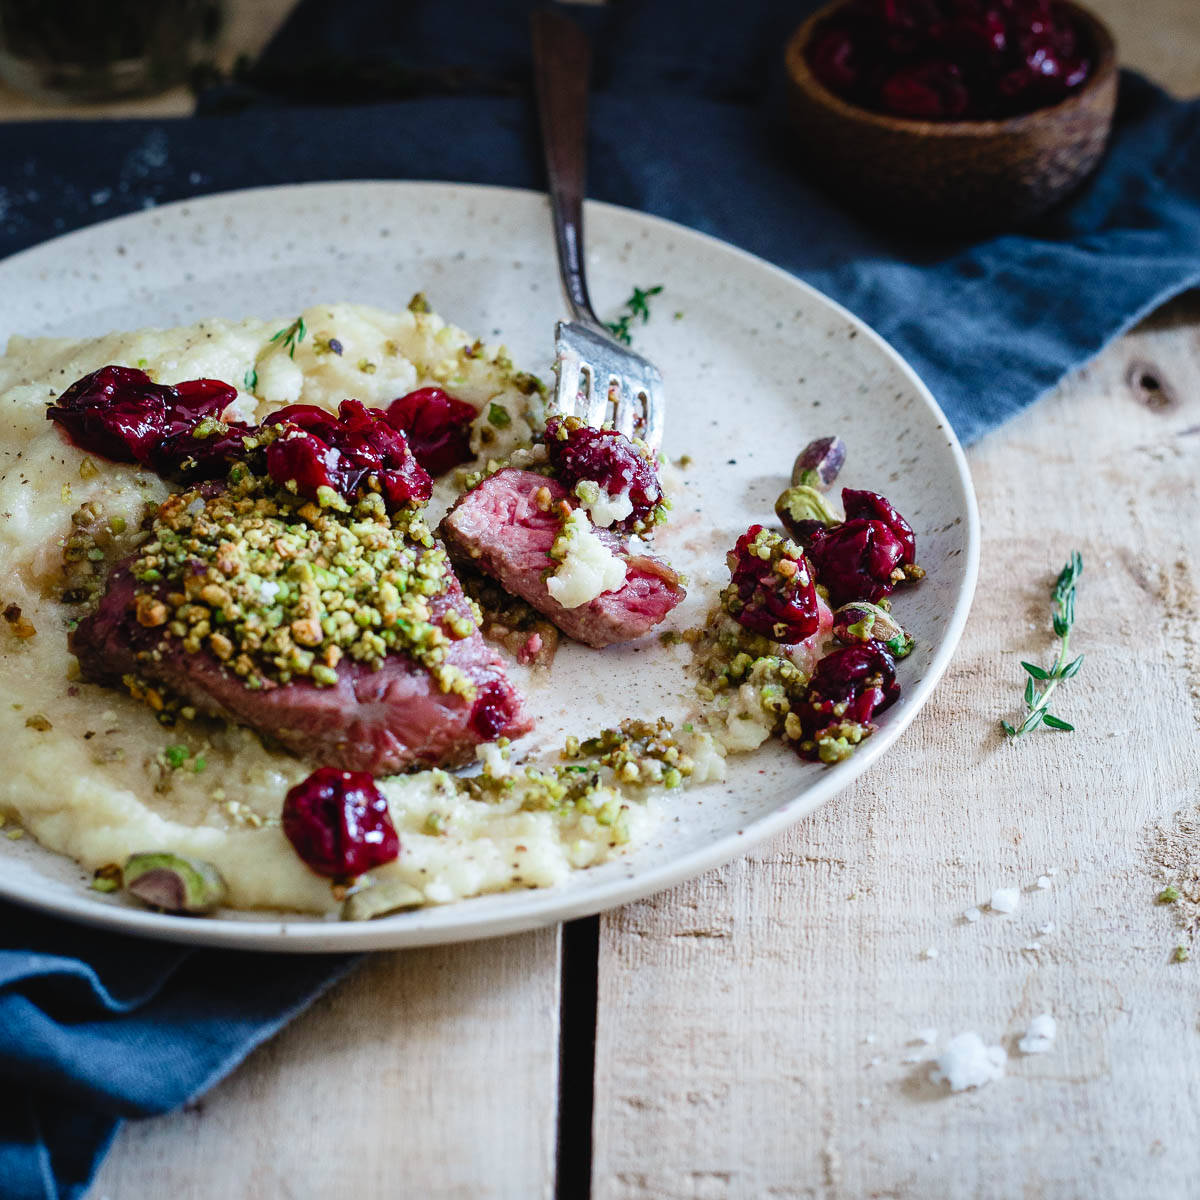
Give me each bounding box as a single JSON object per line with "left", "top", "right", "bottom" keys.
{"left": 24, "top": 713, "right": 52, "bottom": 732}
{"left": 1158, "top": 885, "right": 1181, "bottom": 904}
{"left": 129, "top": 467, "right": 476, "bottom": 694}
{"left": 91, "top": 863, "right": 123, "bottom": 893}
{"left": 3, "top": 603, "right": 36, "bottom": 639}
{"left": 460, "top": 719, "right": 699, "bottom": 827}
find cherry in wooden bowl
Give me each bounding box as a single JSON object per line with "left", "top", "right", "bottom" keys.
{"left": 784, "top": 0, "right": 1118, "bottom": 233}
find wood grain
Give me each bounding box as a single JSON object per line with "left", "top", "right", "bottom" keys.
{"left": 91, "top": 931, "right": 562, "bottom": 1200}
{"left": 591, "top": 293, "right": 1200, "bottom": 1200}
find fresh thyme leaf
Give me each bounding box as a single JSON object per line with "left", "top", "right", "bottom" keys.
{"left": 1002, "top": 551, "right": 1083, "bottom": 740}
{"left": 243, "top": 366, "right": 258, "bottom": 392}
{"left": 606, "top": 284, "right": 664, "bottom": 346}
{"left": 269, "top": 315, "right": 307, "bottom": 359}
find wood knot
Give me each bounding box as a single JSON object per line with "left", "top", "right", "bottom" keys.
{"left": 1126, "top": 360, "right": 1178, "bottom": 411}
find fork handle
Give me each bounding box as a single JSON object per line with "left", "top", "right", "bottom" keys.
{"left": 530, "top": 10, "right": 607, "bottom": 334}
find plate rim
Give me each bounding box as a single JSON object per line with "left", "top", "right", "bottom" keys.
{"left": 0, "top": 179, "right": 980, "bottom": 951}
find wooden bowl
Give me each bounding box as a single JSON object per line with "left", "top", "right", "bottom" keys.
{"left": 784, "top": 0, "right": 1118, "bottom": 233}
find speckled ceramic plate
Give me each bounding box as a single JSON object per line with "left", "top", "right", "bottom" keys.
{"left": 0, "top": 182, "right": 978, "bottom": 951}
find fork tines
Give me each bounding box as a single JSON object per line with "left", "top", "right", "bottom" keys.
{"left": 553, "top": 320, "right": 664, "bottom": 451}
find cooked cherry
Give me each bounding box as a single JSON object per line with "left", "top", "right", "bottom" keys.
{"left": 805, "top": 0, "right": 1091, "bottom": 120}
{"left": 724, "top": 524, "right": 821, "bottom": 643}
{"left": 544, "top": 416, "right": 663, "bottom": 533}
{"left": 386, "top": 387, "right": 478, "bottom": 477}
{"left": 807, "top": 518, "right": 907, "bottom": 606}
{"left": 789, "top": 639, "right": 900, "bottom": 760}
{"left": 468, "top": 678, "right": 523, "bottom": 741}
{"left": 282, "top": 766, "right": 400, "bottom": 878}
{"left": 841, "top": 488, "right": 916, "bottom": 563}
{"left": 47, "top": 365, "right": 241, "bottom": 476}
{"left": 264, "top": 399, "right": 432, "bottom": 510}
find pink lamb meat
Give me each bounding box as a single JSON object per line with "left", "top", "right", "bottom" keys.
{"left": 439, "top": 468, "right": 685, "bottom": 649}
{"left": 71, "top": 562, "right": 531, "bottom": 776}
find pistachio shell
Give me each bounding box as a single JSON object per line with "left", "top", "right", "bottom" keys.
{"left": 342, "top": 880, "right": 426, "bottom": 921}
{"left": 790, "top": 436, "right": 846, "bottom": 490}
{"left": 775, "top": 484, "right": 840, "bottom": 543}
{"left": 123, "top": 852, "right": 227, "bottom": 914}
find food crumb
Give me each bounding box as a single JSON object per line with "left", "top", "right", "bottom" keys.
{"left": 930, "top": 1032, "right": 1007, "bottom": 1092}
{"left": 1017, "top": 1013, "right": 1057, "bottom": 1054}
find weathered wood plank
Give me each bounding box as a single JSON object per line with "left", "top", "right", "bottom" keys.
{"left": 92, "top": 930, "right": 561, "bottom": 1200}
{"left": 591, "top": 295, "right": 1200, "bottom": 1200}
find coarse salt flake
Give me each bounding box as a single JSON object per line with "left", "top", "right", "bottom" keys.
{"left": 1035, "top": 875, "right": 1052, "bottom": 890}
{"left": 930, "top": 1032, "right": 1007, "bottom": 1092}
{"left": 963, "top": 907, "right": 982, "bottom": 923}
{"left": 915, "top": 1027, "right": 938, "bottom": 1045}
{"left": 922, "top": 946, "right": 939, "bottom": 960}
{"left": 1017, "top": 1013, "right": 1057, "bottom": 1055}
{"left": 989, "top": 887, "right": 1020, "bottom": 915}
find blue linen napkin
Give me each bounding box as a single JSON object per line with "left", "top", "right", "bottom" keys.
{"left": 2, "top": 2, "right": 1199, "bottom": 1196}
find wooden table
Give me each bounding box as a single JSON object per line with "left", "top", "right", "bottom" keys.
{"left": 10, "top": 3, "right": 1189, "bottom": 1197}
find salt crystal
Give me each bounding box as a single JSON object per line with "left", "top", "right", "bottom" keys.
{"left": 901, "top": 1052, "right": 924, "bottom": 1064}
{"left": 989, "top": 887, "right": 1020, "bottom": 915}
{"left": 922, "top": 946, "right": 939, "bottom": 960}
{"left": 963, "top": 907, "right": 982, "bottom": 923}
{"left": 1017, "top": 1013, "right": 1057, "bottom": 1055}
{"left": 1035, "top": 875, "right": 1052, "bottom": 890}
{"left": 1038, "top": 922, "right": 1055, "bottom": 936}
{"left": 857, "top": 1098, "right": 872, "bottom": 1109}
{"left": 868, "top": 1056, "right": 882, "bottom": 1068}
{"left": 915, "top": 1027, "right": 938, "bottom": 1045}
{"left": 1047, "top": 867, "right": 1060, "bottom": 876}
{"left": 1024, "top": 942, "right": 1042, "bottom": 952}
{"left": 863, "top": 1034, "right": 877, "bottom": 1045}
{"left": 930, "top": 1032, "right": 1007, "bottom": 1092}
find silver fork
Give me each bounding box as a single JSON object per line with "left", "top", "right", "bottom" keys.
{"left": 530, "top": 10, "right": 665, "bottom": 452}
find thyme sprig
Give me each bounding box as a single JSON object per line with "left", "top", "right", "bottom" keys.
{"left": 1002, "top": 551, "right": 1084, "bottom": 738}
{"left": 606, "top": 285, "right": 663, "bottom": 346}
{"left": 269, "top": 315, "right": 307, "bottom": 359}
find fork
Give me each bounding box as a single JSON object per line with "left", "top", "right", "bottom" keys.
{"left": 530, "top": 10, "right": 665, "bottom": 452}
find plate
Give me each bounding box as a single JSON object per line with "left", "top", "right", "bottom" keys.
{"left": 0, "top": 181, "right": 978, "bottom": 951}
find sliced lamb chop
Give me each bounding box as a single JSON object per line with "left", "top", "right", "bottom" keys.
{"left": 439, "top": 468, "right": 685, "bottom": 649}
{"left": 71, "top": 562, "right": 531, "bottom": 776}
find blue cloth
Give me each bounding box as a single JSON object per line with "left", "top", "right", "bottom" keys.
{"left": 1, "top": 906, "right": 355, "bottom": 1199}
{"left": 2, "top": 2, "right": 1199, "bottom": 1196}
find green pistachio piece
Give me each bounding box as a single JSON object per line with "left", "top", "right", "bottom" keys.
{"left": 342, "top": 880, "right": 426, "bottom": 921}
{"left": 834, "top": 601, "right": 915, "bottom": 658}
{"left": 774, "top": 484, "right": 839, "bottom": 539}
{"left": 123, "top": 852, "right": 228, "bottom": 914}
